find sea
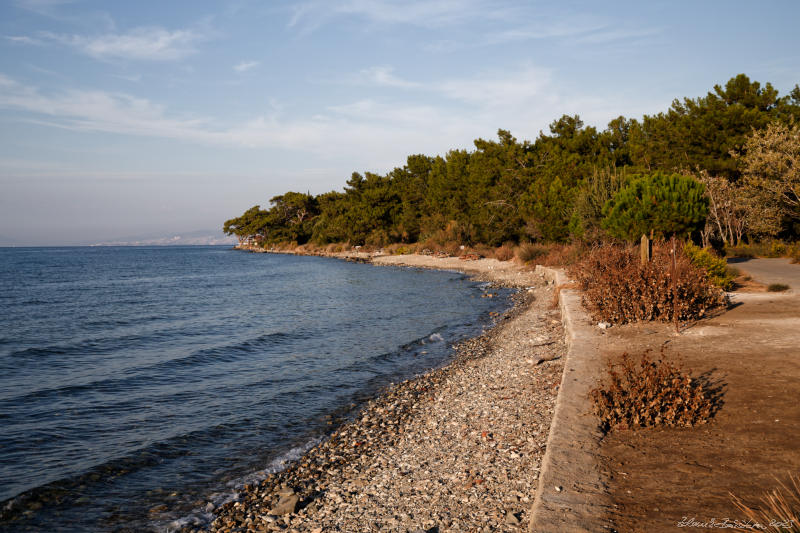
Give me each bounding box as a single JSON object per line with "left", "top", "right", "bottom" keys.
{"left": 0, "top": 246, "right": 512, "bottom": 532}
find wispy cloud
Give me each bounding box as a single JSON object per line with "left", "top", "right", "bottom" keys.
{"left": 4, "top": 35, "right": 45, "bottom": 45}
{"left": 13, "top": 0, "right": 116, "bottom": 30}
{"left": 435, "top": 66, "right": 554, "bottom": 109}
{"left": 233, "top": 60, "right": 260, "bottom": 73}
{"left": 37, "top": 26, "right": 205, "bottom": 61}
{"left": 441, "top": 21, "right": 659, "bottom": 50}
{"left": 332, "top": 0, "right": 497, "bottom": 26}
{"left": 0, "top": 74, "right": 211, "bottom": 139}
{"left": 346, "top": 64, "right": 555, "bottom": 110}
{"left": 482, "top": 24, "right": 602, "bottom": 45}
{"left": 573, "top": 27, "right": 661, "bottom": 45}
{"left": 356, "top": 66, "right": 420, "bottom": 88}
{"left": 0, "top": 73, "right": 329, "bottom": 151}
{"left": 112, "top": 73, "right": 142, "bottom": 83}
{"left": 13, "top": 0, "right": 75, "bottom": 17}
{"left": 0, "top": 68, "right": 660, "bottom": 173}
{"left": 0, "top": 66, "right": 549, "bottom": 149}
{"left": 0, "top": 72, "right": 465, "bottom": 171}
{"left": 288, "top": 0, "right": 507, "bottom": 33}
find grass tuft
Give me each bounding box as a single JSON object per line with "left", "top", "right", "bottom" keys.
{"left": 493, "top": 244, "right": 515, "bottom": 261}
{"left": 768, "top": 283, "right": 791, "bottom": 292}
{"left": 515, "top": 242, "right": 548, "bottom": 264}
{"left": 730, "top": 474, "right": 800, "bottom": 532}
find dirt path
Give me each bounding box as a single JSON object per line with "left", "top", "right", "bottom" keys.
{"left": 599, "top": 291, "right": 800, "bottom": 532}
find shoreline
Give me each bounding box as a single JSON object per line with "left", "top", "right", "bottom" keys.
{"left": 180, "top": 253, "right": 567, "bottom": 532}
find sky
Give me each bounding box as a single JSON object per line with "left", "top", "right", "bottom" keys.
{"left": 0, "top": 0, "right": 798, "bottom": 245}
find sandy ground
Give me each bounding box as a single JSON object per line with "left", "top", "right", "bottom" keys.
{"left": 598, "top": 291, "right": 800, "bottom": 532}
{"left": 360, "top": 255, "right": 800, "bottom": 533}
{"left": 199, "top": 256, "right": 568, "bottom": 532}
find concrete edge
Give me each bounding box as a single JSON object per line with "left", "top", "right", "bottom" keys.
{"left": 528, "top": 266, "right": 614, "bottom": 532}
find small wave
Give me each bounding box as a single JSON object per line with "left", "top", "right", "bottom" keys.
{"left": 233, "top": 436, "right": 323, "bottom": 488}
{"left": 0, "top": 331, "right": 297, "bottom": 406}
{"left": 5, "top": 331, "right": 158, "bottom": 362}
{"left": 400, "top": 328, "right": 447, "bottom": 351}
{"left": 1, "top": 420, "right": 266, "bottom": 524}
{"left": 152, "top": 331, "right": 296, "bottom": 372}
{"left": 161, "top": 437, "right": 323, "bottom": 533}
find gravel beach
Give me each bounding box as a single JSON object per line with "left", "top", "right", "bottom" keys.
{"left": 189, "top": 256, "right": 566, "bottom": 533}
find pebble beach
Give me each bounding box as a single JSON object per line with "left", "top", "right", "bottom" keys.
{"left": 185, "top": 256, "right": 566, "bottom": 533}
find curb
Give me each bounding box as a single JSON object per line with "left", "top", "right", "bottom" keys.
{"left": 528, "top": 266, "right": 613, "bottom": 532}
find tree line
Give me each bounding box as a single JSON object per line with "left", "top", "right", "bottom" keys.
{"left": 224, "top": 74, "right": 800, "bottom": 249}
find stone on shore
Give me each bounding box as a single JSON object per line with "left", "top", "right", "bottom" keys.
{"left": 268, "top": 493, "right": 299, "bottom": 516}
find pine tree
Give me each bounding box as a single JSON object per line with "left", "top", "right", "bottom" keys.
{"left": 601, "top": 172, "right": 709, "bottom": 241}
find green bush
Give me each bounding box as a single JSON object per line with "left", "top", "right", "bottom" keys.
{"left": 725, "top": 240, "right": 800, "bottom": 260}
{"left": 769, "top": 241, "right": 788, "bottom": 257}
{"left": 684, "top": 243, "right": 736, "bottom": 291}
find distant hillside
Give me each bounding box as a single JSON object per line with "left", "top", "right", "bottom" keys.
{"left": 93, "top": 230, "right": 237, "bottom": 247}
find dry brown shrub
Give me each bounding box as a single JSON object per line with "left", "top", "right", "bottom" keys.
{"left": 384, "top": 242, "right": 416, "bottom": 255}
{"left": 417, "top": 237, "right": 442, "bottom": 253}
{"left": 471, "top": 244, "right": 494, "bottom": 258}
{"left": 538, "top": 243, "right": 586, "bottom": 267}
{"left": 272, "top": 241, "right": 298, "bottom": 251}
{"left": 437, "top": 240, "right": 461, "bottom": 257}
{"left": 730, "top": 474, "right": 800, "bottom": 532}
{"left": 570, "top": 243, "right": 725, "bottom": 325}
{"left": 515, "top": 242, "right": 548, "bottom": 264}
{"left": 494, "top": 244, "right": 515, "bottom": 261}
{"left": 590, "top": 348, "right": 722, "bottom": 433}
{"left": 298, "top": 242, "right": 324, "bottom": 254}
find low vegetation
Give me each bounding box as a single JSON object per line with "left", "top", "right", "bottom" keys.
{"left": 514, "top": 242, "right": 548, "bottom": 264}
{"left": 570, "top": 243, "right": 726, "bottom": 325}
{"left": 726, "top": 240, "right": 800, "bottom": 260}
{"left": 768, "top": 283, "right": 791, "bottom": 292}
{"left": 730, "top": 474, "right": 800, "bottom": 532}
{"left": 590, "top": 349, "right": 721, "bottom": 433}
{"left": 684, "top": 243, "right": 737, "bottom": 290}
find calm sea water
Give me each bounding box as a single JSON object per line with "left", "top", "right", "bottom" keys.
{"left": 0, "top": 246, "right": 511, "bottom": 532}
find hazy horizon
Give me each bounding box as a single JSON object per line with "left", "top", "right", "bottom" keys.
{"left": 2, "top": 0, "right": 799, "bottom": 245}
{"left": 0, "top": 228, "right": 236, "bottom": 247}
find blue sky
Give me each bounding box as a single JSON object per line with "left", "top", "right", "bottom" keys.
{"left": 1, "top": 0, "right": 798, "bottom": 245}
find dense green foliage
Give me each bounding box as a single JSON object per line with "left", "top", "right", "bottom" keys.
{"left": 684, "top": 243, "right": 735, "bottom": 290}
{"left": 224, "top": 75, "right": 800, "bottom": 247}
{"left": 601, "top": 172, "right": 708, "bottom": 241}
